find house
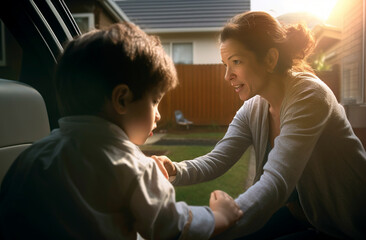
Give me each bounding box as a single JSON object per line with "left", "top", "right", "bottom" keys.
{"left": 277, "top": 11, "right": 323, "bottom": 29}
{"left": 112, "top": 0, "right": 251, "bottom": 125}
{"left": 64, "top": 0, "right": 127, "bottom": 33}
{"left": 312, "top": 0, "right": 366, "bottom": 147}
{"left": 115, "top": 0, "right": 250, "bottom": 64}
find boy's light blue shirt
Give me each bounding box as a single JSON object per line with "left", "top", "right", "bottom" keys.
{"left": 0, "top": 116, "right": 214, "bottom": 239}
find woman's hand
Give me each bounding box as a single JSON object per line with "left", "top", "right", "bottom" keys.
{"left": 209, "top": 190, "right": 243, "bottom": 237}
{"left": 151, "top": 155, "right": 177, "bottom": 179}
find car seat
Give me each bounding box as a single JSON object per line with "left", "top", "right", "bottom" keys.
{"left": 0, "top": 79, "right": 50, "bottom": 187}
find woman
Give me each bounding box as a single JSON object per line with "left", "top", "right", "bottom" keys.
{"left": 153, "top": 11, "right": 366, "bottom": 239}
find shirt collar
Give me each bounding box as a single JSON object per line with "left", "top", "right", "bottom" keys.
{"left": 58, "top": 115, "right": 129, "bottom": 141}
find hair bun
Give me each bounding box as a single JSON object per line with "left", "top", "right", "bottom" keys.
{"left": 285, "top": 24, "right": 315, "bottom": 61}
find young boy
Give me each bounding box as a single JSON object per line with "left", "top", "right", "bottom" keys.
{"left": 0, "top": 23, "right": 242, "bottom": 239}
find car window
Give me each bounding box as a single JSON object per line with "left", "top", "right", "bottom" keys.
{"left": 0, "top": 0, "right": 80, "bottom": 129}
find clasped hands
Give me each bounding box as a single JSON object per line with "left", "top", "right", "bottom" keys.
{"left": 150, "top": 155, "right": 176, "bottom": 180}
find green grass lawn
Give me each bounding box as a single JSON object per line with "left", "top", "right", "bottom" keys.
{"left": 140, "top": 131, "right": 250, "bottom": 206}
{"left": 163, "top": 132, "right": 226, "bottom": 140}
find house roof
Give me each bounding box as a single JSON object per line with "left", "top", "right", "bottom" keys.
{"left": 99, "top": 0, "right": 131, "bottom": 22}
{"left": 312, "top": 24, "right": 341, "bottom": 52}
{"left": 277, "top": 12, "right": 323, "bottom": 29}
{"left": 114, "top": 0, "right": 250, "bottom": 33}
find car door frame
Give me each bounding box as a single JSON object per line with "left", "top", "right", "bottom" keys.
{"left": 0, "top": 0, "right": 81, "bottom": 129}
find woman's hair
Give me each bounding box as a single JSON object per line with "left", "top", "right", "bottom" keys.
{"left": 220, "top": 11, "right": 315, "bottom": 74}
{"left": 55, "top": 22, "right": 177, "bottom": 116}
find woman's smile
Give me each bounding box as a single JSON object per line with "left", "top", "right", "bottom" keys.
{"left": 233, "top": 83, "right": 245, "bottom": 93}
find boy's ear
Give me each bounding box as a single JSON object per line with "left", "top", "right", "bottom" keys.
{"left": 265, "top": 48, "right": 279, "bottom": 73}
{"left": 112, "top": 84, "right": 132, "bottom": 114}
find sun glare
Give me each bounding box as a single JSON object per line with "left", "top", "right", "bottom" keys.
{"left": 251, "top": 0, "right": 339, "bottom": 21}
{"left": 286, "top": 0, "right": 339, "bottom": 21}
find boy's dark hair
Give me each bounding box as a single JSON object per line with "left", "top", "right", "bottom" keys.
{"left": 55, "top": 22, "right": 178, "bottom": 116}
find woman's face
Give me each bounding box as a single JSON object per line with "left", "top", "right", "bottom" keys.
{"left": 220, "top": 39, "right": 269, "bottom": 101}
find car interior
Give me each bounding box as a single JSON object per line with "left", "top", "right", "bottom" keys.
{"left": 0, "top": 0, "right": 81, "bottom": 187}
{"left": 0, "top": 79, "right": 50, "bottom": 185}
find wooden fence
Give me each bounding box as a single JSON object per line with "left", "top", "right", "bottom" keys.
{"left": 158, "top": 64, "right": 341, "bottom": 127}
{"left": 158, "top": 64, "right": 243, "bottom": 126}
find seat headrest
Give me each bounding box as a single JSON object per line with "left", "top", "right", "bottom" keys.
{"left": 0, "top": 79, "right": 50, "bottom": 148}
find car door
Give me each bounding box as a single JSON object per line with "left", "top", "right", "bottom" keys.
{"left": 0, "top": 0, "right": 80, "bottom": 129}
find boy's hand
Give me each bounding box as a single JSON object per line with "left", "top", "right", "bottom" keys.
{"left": 209, "top": 190, "right": 243, "bottom": 237}
{"left": 151, "top": 155, "right": 177, "bottom": 178}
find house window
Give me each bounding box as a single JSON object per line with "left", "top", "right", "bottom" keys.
{"left": 0, "top": 21, "right": 6, "bottom": 66}
{"left": 73, "top": 13, "right": 95, "bottom": 34}
{"left": 342, "top": 63, "right": 362, "bottom": 104}
{"left": 162, "top": 42, "right": 193, "bottom": 64}
{"left": 172, "top": 43, "right": 193, "bottom": 64}
{"left": 162, "top": 43, "right": 171, "bottom": 57}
